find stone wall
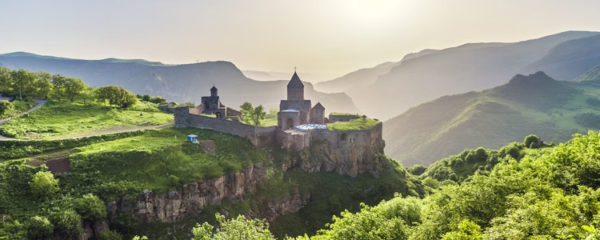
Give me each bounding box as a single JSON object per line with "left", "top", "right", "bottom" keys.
{"left": 329, "top": 114, "right": 360, "bottom": 123}
{"left": 175, "top": 106, "right": 277, "bottom": 147}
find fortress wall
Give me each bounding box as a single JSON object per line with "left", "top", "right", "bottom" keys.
{"left": 329, "top": 114, "right": 360, "bottom": 123}
{"left": 175, "top": 107, "right": 277, "bottom": 147}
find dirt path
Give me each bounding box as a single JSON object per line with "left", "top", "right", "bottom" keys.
{"left": 0, "top": 99, "right": 47, "bottom": 140}
{"left": 66, "top": 122, "right": 174, "bottom": 139}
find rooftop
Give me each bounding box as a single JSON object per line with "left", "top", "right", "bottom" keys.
{"left": 294, "top": 124, "right": 328, "bottom": 130}
{"left": 287, "top": 72, "right": 304, "bottom": 88}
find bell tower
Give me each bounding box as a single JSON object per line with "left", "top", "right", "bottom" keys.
{"left": 287, "top": 71, "right": 304, "bottom": 101}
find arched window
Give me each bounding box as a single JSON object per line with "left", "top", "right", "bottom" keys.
{"left": 215, "top": 112, "right": 223, "bottom": 119}
{"left": 286, "top": 118, "right": 294, "bottom": 130}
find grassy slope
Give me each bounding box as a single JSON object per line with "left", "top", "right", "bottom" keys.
{"left": 0, "top": 123, "right": 417, "bottom": 239}
{"left": 0, "top": 99, "right": 36, "bottom": 119}
{"left": 327, "top": 117, "right": 380, "bottom": 131}
{"left": 0, "top": 100, "right": 173, "bottom": 139}
{"left": 0, "top": 127, "right": 270, "bottom": 222}
{"left": 384, "top": 72, "right": 600, "bottom": 166}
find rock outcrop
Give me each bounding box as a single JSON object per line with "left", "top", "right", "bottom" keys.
{"left": 110, "top": 162, "right": 267, "bottom": 223}
{"left": 295, "top": 123, "right": 388, "bottom": 177}
{"left": 249, "top": 190, "right": 311, "bottom": 222}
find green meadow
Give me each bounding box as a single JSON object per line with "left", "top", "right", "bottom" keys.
{"left": 0, "top": 100, "right": 173, "bottom": 139}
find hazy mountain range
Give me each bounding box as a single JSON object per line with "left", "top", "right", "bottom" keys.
{"left": 384, "top": 71, "right": 600, "bottom": 166}
{"left": 0, "top": 52, "right": 358, "bottom": 113}
{"left": 316, "top": 31, "right": 600, "bottom": 119}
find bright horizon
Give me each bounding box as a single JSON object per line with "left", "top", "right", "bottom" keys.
{"left": 1, "top": 0, "right": 600, "bottom": 81}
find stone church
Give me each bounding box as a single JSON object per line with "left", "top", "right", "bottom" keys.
{"left": 278, "top": 72, "right": 325, "bottom": 130}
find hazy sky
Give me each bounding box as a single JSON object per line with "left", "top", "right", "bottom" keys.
{"left": 1, "top": 0, "right": 600, "bottom": 81}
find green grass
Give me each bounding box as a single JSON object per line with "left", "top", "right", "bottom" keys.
{"left": 329, "top": 112, "right": 360, "bottom": 117}
{"left": 0, "top": 127, "right": 273, "bottom": 239}
{"left": 65, "top": 127, "right": 269, "bottom": 193}
{"left": 259, "top": 112, "right": 278, "bottom": 127}
{"left": 0, "top": 100, "right": 173, "bottom": 139}
{"left": 0, "top": 99, "right": 36, "bottom": 119}
{"left": 327, "top": 117, "right": 380, "bottom": 131}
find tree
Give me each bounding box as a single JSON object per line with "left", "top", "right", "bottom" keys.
{"left": 64, "top": 77, "right": 85, "bottom": 102}
{"left": 524, "top": 134, "right": 541, "bottom": 148}
{"left": 0, "top": 67, "right": 13, "bottom": 94}
{"left": 80, "top": 85, "right": 95, "bottom": 105}
{"left": 26, "top": 216, "right": 54, "bottom": 240}
{"left": 95, "top": 86, "right": 137, "bottom": 108}
{"left": 74, "top": 193, "right": 107, "bottom": 221}
{"left": 11, "top": 69, "right": 36, "bottom": 99}
{"left": 51, "top": 74, "right": 68, "bottom": 101}
{"left": 192, "top": 214, "right": 275, "bottom": 240}
{"left": 240, "top": 102, "right": 266, "bottom": 126}
{"left": 34, "top": 72, "right": 52, "bottom": 99}
{"left": 50, "top": 210, "right": 82, "bottom": 240}
{"left": 30, "top": 171, "right": 59, "bottom": 200}
{"left": 441, "top": 220, "right": 483, "bottom": 240}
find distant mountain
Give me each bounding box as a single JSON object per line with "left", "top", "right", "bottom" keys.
{"left": 575, "top": 64, "right": 600, "bottom": 82}
{"left": 524, "top": 34, "right": 600, "bottom": 80}
{"left": 0, "top": 52, "right": 358, "bottom": 113}
{"left": 315, "top": 49, "right": 438, "bottom": 93}
{"left": 242, "top": 70, "right": 325, "bottom": 83}
{"left": 317, "top": 31, "right": 600, "bottom": 119}
{"left": 384, "top": 71, "right": 600, "bottom": 166}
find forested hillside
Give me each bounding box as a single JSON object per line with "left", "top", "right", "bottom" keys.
{"left": 384, "top": 71, "right": 600, "bottom": 166}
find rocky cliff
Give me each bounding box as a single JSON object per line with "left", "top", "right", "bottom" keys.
{"left": 110, "top": 126, "right": 387, "bottom": 224}
{"left": 294, "top": 123, "right": 388, "bottom": 177}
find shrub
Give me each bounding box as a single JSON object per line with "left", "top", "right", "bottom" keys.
{"left": 30, "top": 171, "right": 59, "bottom": 200}
{"left": 524, "top": 134, "right": 541, "bottom": 148}
{"left": 98, "top": 230, "right": 123, "bottom": 240}
{"left": 74, "top": 193, "right": 107, "bottom": 221}
{"left": 26, "top": 216, "right": 54, "bottom": 240}
{"left": 409, "top": 165, "right": 427, "bottom": 176}
{"left": 50, "top": 210, "right": 82, "bottom": 240}
{"left": 0, "top": 101, "right": 14, "bottom": 116}
{"left": 192, "top": 213, "right": 275, "bottom": 240}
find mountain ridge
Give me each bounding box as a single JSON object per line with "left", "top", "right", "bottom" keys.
{"left": 384, "top": 71, "right": 597, "bottom": 166}
{"left": 317, "top": 31, "right": 600, "bottom": 119}
{"left": 0, "top": 52, "right": 358, "bottom": 113}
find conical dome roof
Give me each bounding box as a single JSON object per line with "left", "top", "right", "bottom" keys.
{"left": 287, "top": 72, "right": 304, "bottom": 88}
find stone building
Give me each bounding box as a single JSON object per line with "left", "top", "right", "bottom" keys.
{"left": 197, "top": 86, "right": 240, "bottom": 119}
{"left": 277, "top": 72, "right": 325, "bottom": 130}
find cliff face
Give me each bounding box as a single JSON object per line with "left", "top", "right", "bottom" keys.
{"left": 110, "top": 162, "right": 267, "bottom": 223}
{"left": 295, "top": 123, "right": 388, "bottom": 177}
{"left": 111, "top": 125, "right": 387, "bottom": 224}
